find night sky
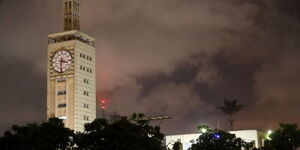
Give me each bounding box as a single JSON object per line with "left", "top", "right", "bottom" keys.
{"left": 0, "top": 0, "right": 299, "bottom": 135}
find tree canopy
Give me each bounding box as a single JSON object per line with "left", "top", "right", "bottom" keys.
{"left": 189, "top": 129, "right": 253, "bottom": 150}
{"left": 75, "top": 113, "right": 165, "bottom": 150}
{"left": 263, "top": 123, "right": 300, "bottom": 150}
{"left": 0, "top": 118, "right": 74, "bottom": 150}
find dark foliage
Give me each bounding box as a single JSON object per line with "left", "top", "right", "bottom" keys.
{"left": 75, "top": 113, "right": 165, "bottom": 150}
{"left": 0, "top": 118, "right": 74, "bottom": 150}
{"left": 172, "top": 141, "right": 183, "bottom": 150}
{"left": 189, "top": 129, "right": 253, "bottom": 150}
{"left": 263, "top": 123, "right": 300, "bottom": 150}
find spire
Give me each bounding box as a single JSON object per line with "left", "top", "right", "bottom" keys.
{"left": 63, "top": 0, "right": 80, "bottom": 31}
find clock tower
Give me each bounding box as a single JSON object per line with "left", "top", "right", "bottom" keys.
{"left": 47, "top": 0, "right": 96, "bottom": 132}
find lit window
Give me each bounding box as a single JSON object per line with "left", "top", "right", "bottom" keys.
{"left": 59, "top": 116, "right": 67, "bottom": 120}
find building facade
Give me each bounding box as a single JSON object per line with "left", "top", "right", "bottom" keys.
{"left": 47, "top": 0, "right": 96, "bottom": 132}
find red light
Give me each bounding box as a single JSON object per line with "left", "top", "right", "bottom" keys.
{"left": 98, "top": 98, "right": 108, "bottom": 110}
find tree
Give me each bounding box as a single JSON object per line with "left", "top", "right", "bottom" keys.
{"left": 172, "top": 141, "right": 183, "bottom": 150}
{"left": 263, "top": 123, "right": 300, "bottom": 150}
{"left": 217, "top": 98, "right": 244, "bottom": 130}
{"left": 75, "top": 113, "right": 165, "bottom": 150}
{"left": 189, "top": 129, "right": 253, "bottom": 150}
{"left": 0, "top": 118, "right": 74, "bottom": 150}
{"left": 0, "top": 113, "right": 166, "bottom": 150}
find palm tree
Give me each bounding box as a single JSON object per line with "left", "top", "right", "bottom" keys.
{"left": 217, "top": 98, "right": 244, "bottom": 130}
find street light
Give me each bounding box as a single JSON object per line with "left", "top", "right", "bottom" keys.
{"left": 200, "top": 128, "right": 207, "bottom": 133}
{"left": 197, "top": 125, "right": 210, "bottom": 133}
{"left": 267, "top": 130, "right": 272, "bottom": 140}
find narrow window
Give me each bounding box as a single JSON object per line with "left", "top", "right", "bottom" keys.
{"left": 58, "top": 91, "right": 66, "bottom": 95}
{"left": 58, "top": 103, "right": 67, "bottom": 108}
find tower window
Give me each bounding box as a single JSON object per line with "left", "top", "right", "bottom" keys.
{"left": 83, "top": 78, "right": 89, "bottom": 84}
{"left": 83, "top": 91, "right": 89, "bottom": 96}
{"left": 84, "top": 115, "right": 89, "bottom": 121}
{"left": 57, "top": 91, "right": 66, "bottom": 95}
{"left": 58, "top": 103, "right": 67, "bottom": 108}
{"left": 84, "top": 103, "right": 89, "bottom": 108}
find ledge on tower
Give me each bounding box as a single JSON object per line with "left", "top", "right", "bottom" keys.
{"left": 48, "top": 30, "right": 95, "bottom": 47}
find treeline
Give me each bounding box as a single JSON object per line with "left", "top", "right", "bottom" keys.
{"left": 0, "top": 113, "right": 299, "bottom": 150}
{"left": 0, "top": 113, "right": 164, "bottom": 150}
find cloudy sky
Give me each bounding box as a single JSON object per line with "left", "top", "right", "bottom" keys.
{"left": 0, "top": 0, "right": 299, "bottom": 134}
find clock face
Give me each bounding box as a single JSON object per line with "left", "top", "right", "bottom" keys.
{"left": 52, "top": 50, "right": 72, "bottom": 73}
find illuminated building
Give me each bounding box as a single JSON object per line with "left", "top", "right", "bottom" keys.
{"left": 166, "top": 130, "right": 267, "bottom": 150}
{"left": 47, "top": 0, "right": 96, "bottom": 132}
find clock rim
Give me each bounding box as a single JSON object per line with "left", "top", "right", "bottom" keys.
{"left": 52, "top": 50, "right": 72, "bottom": 73}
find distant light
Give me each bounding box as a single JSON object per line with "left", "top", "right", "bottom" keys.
{"left": 58, "top": 116, "right": 67, "bottom": 120}
{"left": 99, "top": 98, "right": 107, "bottom": 104}
{"left": 267, "top": 130, "right": 272, "bottom": 140}
{"left": 213, "top": 133, "right": 221, "bottom": 140}
{"left": 201, "top": 128, "right": 207, "bottom": 133}
{"left": 98, "top": 98, "right": 108, "bottom": 110}
{"left": 267, "top": 130, "right": 272, "bottom": 135}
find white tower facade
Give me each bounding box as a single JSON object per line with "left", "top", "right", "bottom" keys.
{"left": 47, "top": 0, "right": 96, "bottom": 132}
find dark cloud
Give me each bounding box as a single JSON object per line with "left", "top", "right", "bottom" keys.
{"left": 0, "top": 56, "right": 46, "bottom": 134}
{"left": 0, "top": 0, "right": 299, "bottom": 134}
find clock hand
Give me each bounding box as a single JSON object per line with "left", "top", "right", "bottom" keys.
{"left": 60, "top": 59, "right": 63, "bottom": 72}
